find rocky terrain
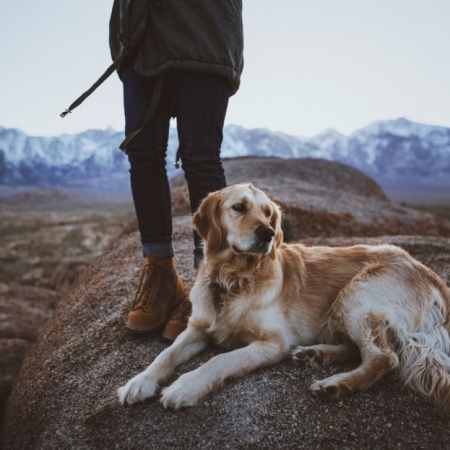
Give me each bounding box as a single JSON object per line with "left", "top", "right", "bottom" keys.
{"left": 0, "top": 284, "right": 60, "bottom": 427}
{"left": 1, "top": 157, "right": 450, "bottom": 449}
{"left": 0, "top": 190, "right": 135, "bottom": 434}
{"left": 0, "top": 193, "right": 134, "bottom": 290}
{"left": 172, "top": 158, "right": 450, "bottom": 240}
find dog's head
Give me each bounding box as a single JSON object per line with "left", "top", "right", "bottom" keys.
{"left": 193, "top": 183, "right": 283, "bottom": 258}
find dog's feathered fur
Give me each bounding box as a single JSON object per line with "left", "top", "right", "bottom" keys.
{"left": 118, "top": 183, "right": 450, "bottom": 411}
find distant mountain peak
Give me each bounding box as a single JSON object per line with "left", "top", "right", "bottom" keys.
{"left": 313, "top": 128, "right": 344, "bottom": 138}
{"left": 0, "top": 119, "right": 449, "bottom": 190}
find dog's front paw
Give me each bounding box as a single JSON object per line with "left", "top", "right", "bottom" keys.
{"left": 160, "top": 373, "right": 204, "bottom": 409}
{"left": 117, "top": 371, "right": 159, "bottom": 405}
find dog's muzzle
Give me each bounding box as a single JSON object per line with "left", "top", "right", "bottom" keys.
{"left": 232, "top": 226, "right": 275, "bottom": 255}
{"left": 255, "top": 226, "right": 275, "bottom": 243}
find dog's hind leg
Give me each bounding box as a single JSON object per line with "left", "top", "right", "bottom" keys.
{"left": 292, "top": 343, "right": 360, "bottom": 368}
{"left": 310, "top": 308, "right": 399, "bottom": 400}
{"left": 307, "top": 265, "right": 404, "bottom": 400}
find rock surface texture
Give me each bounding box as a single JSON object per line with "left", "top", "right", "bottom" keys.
{"left": 0, "top": 284, "right": 60, "bottom": 427}
{"left": 171, "top": 158, "right": 450, "bottom": 239}
{"left": 2, "top": 158, "right": 450, "bottom": 449}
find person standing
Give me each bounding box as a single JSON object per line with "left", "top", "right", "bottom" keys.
{"left": 109, "top": 0, "right": 244, "bottom": 340}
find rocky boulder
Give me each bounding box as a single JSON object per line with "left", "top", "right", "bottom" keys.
{"left": 0, "top": 283, "right": 60, "bottom": 427}
{"left": 3, "top": 158, "right": 450, "bottom": 449}
{"left": 172, "top": 158, "right": 450, "bottom": 239}
{"left": 2, "top": 217, "right": 450, "bottom": 449}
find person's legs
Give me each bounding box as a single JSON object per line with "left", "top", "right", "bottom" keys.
{"left": 123, "top": 67, "right": 174, "bottom": 257}
{"left": 122, "top": 68, "right": 187, "bottom": 334}
{"left": 175, "top": 71, "right": 230, "bottom": 267}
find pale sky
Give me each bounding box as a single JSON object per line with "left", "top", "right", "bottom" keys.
{"left": 1, "top": 0, "right": 449, "bottom": 138}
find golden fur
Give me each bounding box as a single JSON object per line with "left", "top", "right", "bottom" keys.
{"left": 118, "top": 183, "right": 450, "bottom": 411}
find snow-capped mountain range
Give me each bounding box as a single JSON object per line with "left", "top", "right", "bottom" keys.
{"left": 1, "top": 118, "right": 449, "bottom": 193}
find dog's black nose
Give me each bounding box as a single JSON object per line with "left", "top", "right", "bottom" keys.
{"left": 255, "top": 226, "right": 275, "bottom": 243}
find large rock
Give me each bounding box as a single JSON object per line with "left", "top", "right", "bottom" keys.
{"left": 172, "top": 158, "right": 450, "bottom": 239}
{"left": 2, "top": 216, "right": 450, "bottom": 449}
{"left": 3, "top": 158, "right": 450, "bottom": 449}
{"left": 0, "top": 283, "right": 60, "bottom": 427}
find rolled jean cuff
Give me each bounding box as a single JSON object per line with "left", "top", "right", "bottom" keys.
{"left": 142, "top": 242, "right": 174, "bottom": 258}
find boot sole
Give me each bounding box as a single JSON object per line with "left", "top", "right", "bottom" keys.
{"left": 162, "top": 331, "right": 178, "bottom": 341}
{"left": 125, "top": 321, "right": 166, "bottom": 334}
{"left": 124, "top": 294, "right": 186, "bottom": 334}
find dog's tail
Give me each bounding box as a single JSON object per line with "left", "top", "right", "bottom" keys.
{"left": 396, "top": 291, "right": 450, "bottom": 412}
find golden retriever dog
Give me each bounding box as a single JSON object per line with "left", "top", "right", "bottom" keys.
{"left": 118, "top": 183, "right": 450, "bottom": 411}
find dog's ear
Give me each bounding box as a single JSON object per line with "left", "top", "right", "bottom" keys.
{"left": 192, "top": 191, "right": 224, "bottom": 252}
{"left": 269, "top": 200, "right": 284, "bottom": 260}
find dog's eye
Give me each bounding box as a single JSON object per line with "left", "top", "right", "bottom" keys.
{"left": 265, "top": 208, "right": 271, "bottom": 217}
{"left": 232, "top": 203, "right": 246, "bottom": 213}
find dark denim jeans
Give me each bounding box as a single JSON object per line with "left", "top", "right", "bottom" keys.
{"left": 122, "top": 68, "right": 229, "bottom": 262}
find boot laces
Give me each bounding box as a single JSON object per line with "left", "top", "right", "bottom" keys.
{"left": 131, "top": 262, "right": 161, "bottom": 310}
{"left": 170, "top": 296, "right": 192, "bottom": 323}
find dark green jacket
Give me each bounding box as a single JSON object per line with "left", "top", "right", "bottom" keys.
{"left": 109, "top": 0, "right": 244, "bottom": 95}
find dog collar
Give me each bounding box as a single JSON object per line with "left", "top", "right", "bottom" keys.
{"left": 210, "top": 282, "right": 228, "bottom": 311}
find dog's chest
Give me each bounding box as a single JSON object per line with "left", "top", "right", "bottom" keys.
{"left": 207, "top": 283, "right": 267, "bottom": 349}
{"left": 209, "top": 282, "right": 255, "bottom": 319}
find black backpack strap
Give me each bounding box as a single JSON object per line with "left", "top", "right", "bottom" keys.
{"left": 119, "top": 74, "right": 165, "bottom": 151}
{"left": 60, "top": 8, "right": 149, "bottom": 119}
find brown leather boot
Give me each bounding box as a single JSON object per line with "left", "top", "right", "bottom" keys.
{"left": 162, "top": 295, "right": 192, "bottom": 341}
{"left": 125, "top": 255, "right": 187, "bottom": 333}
